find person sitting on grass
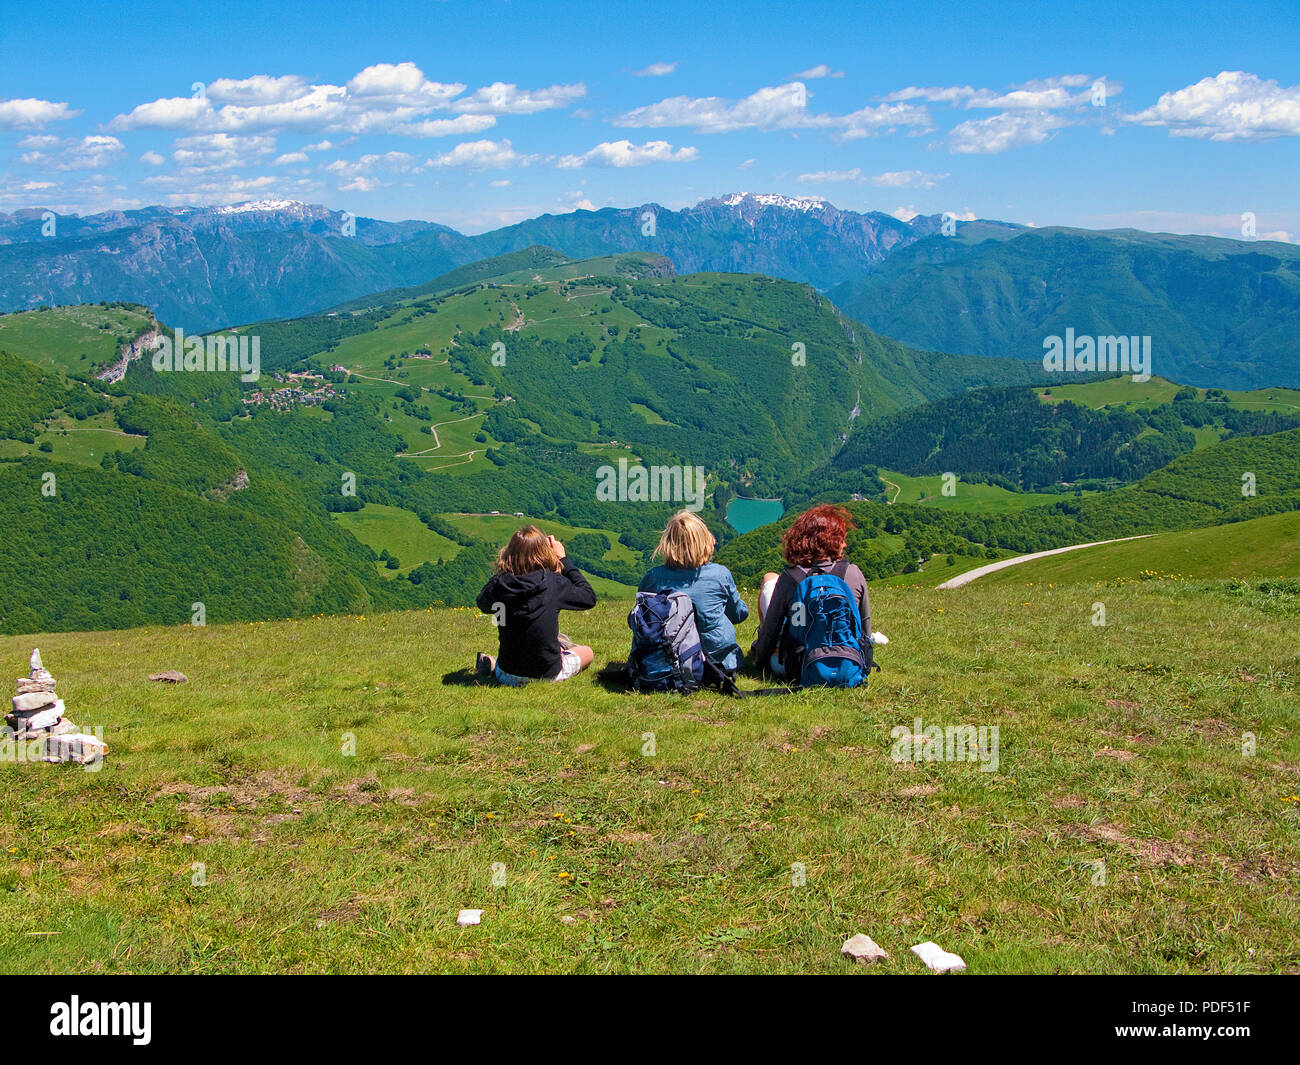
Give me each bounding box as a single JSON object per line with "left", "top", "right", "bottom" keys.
{"left": 748, "top": 504, "right": 872, "bottom": 688}
{"left": 638, "top": 510, "right": 750, "bottom": 675}
{"left": 475, "top": 526, "right": 596, "bottom": 686}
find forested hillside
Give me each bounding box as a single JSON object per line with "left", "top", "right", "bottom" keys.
{"left": 830, "top": 227, "right": 1300, "bottom": 389}
{"left": 719, "top": 428, "right": 1300, "bottom": 584}
{"left": 0, "top": 253, "right": 1069, "bottom": 632}
{"left": 819, "top": 384, "right": 1298, "bottom": 492}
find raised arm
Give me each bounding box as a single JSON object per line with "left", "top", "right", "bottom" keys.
{"left": 557, "top": 558, "right": 597, "bottom": 610}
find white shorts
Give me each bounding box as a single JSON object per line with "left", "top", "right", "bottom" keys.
{"left": 495, "top": 649, "right": 582, "bottom": 687}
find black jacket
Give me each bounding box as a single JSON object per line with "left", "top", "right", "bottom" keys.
{"left": 476, "top": 559, "right": 596, "bottom": 678}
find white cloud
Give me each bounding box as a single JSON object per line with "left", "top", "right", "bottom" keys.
{"left": 272, "top": 152, "right": 309, "bottom": 165}
{"left": 838, "top": 102, "right": 935, "bottom": 141}
{"left": 944, "top": 111, "right": 1068, "bottom": 153}
{"left": 617, "top": 82, "right": 817, "bottom": 133}
{"left": 0, "top": 98, "right": 80, "bottom": 128}
{"left": 871, "top": 169, "right": 948, "bottom": 188}
{"left": 205, "top": 75, "right": 313, "bottom": 105}
{"left": 617, "top": 81, "right": 929, "bottom": 138}
{"left": 326, "top": 151, "right": 425, "bottom": 176}
{"left": 489, "top": 179, "right": 511, "bottom": 187}
{"left": 633, "top": 62, "right": 678, "bottom": 78}
{"left": 140, "top": 150, "right": 165, "bottom": 166}
{"left": 795, "top": 168, "right": 948, "bottom": 188}
{"left": 1128, "top": 71, "right": 1300, "bottom": 141}
{"left": 142, "top": 172, "right": 277, "bottom": 202}
{"left": 398, "top": 115, "right": 496, "bottom": 137}
{"left": 885, "top": 75, "right": 1107, "bottom": 111}
{"left": 558, "top": 139, "right": 698, "bottom": 168}
{"left": 797, "top": 167, "right": 863, "bottom": 183}
{"left": 19, "top": 135, "right": 125, "bottom": 171}
{"left": 448, "top": 82, "right": 586, "bottom": 115}
{"left": 793, "top": 64, "right": 844, "bottom": 79}
{"left": 430, "top": 139, "right": 534, "bottom": 169}
{"left": 171, "top": 133, "right": 277, "bottom": 170}
{"left": 106, "top": 63, "right": 547, "bottom": 137}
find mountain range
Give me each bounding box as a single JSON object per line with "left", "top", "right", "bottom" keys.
{"left": 0, "top": 194, "right": 995, "bottom": 332}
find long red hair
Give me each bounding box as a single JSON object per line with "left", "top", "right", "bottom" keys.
{"left": 782, "top": 504, "right": 854, "bottom": 567}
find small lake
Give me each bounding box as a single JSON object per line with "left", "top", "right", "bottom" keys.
{"left": 726, "top": 496, "right": 784, "bottom": 534}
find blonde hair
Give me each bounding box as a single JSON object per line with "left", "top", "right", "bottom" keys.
{"left": 496, "top": 525, "right": 562, "bottom": 575}
{"left": 653, "top": 511, "right": 716, "bottom": 569}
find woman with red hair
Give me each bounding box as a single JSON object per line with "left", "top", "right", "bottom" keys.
{"left": 748, "top": 504, "right": 872, "bottom": 686}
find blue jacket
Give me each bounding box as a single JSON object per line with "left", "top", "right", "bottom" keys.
{"left": 638, "top": 562, "right": 749, "bottom": 672}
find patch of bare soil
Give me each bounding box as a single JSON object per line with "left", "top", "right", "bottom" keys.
{"left": 1093, "top": 747, "right": 1138, "bottom": 762}
{"left": 1064, "top": 821, "right": 1192, "bottom": 866}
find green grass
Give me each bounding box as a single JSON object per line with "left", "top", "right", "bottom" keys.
{"left": 981, "top": 510, "right": 1300, "bottom": 587}
{"left": 1039, "top": 376, "right": 1300, "bottom": 417}
{"left": 0, "top": 305, "right": 153, "bottom": 376}
{"left": 878, "top": 469, "right": 1082, "bottom": 513}
{"left": 332, "top": 504, "right": 463, "bottom": 576}
{"left": 2, "top": 582, "right": 1297, "bottom": 974}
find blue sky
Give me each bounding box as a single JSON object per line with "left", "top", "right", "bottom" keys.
{"left": 2, "top": 0, "right": 1297, "bottom": 237}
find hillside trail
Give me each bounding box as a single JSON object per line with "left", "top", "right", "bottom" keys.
{"left": 880, "top": 476, "right": 902, "bottom": 505}
{"left": 937, "top": 535, "right": 1154, "bottom": 589}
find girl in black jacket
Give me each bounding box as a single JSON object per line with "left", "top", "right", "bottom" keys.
{"left": 475, "top": 526, "right": 596, "bottom": 685}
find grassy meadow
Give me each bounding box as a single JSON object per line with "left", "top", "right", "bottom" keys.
{"left": 2, "top": 578, "right": 1297, "bottom": 974}
{"left": 981, "top": 511, "right": 1300, "bottom": 587}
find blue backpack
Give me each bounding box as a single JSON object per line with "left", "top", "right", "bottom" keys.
{"left": 782, "top": 562, "right": 868, "bottom": 688}
{"left": 627, "top": 590, "right": 708, "bottom": 693}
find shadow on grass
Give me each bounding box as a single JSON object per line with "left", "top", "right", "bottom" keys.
{"left": 441, "top": 668, "right": 492, "bottom": 687}
{"left": 594, "top": 662, "right": 633, "bottom": 693}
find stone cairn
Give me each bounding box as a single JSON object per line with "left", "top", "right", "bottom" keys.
{"left": 7, "top": 649, "right": 107, "bottom": 764}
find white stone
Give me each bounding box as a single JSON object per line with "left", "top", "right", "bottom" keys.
{"left": 25, "top": 706, "right": 63, "bottom": 731}
{"left": 456, "top": 909, "right": 483, "bottom": 927}
{"left": 30, "top": 649, "right": 42, "bottom": 672}
{"left": 841, "top": 933, "right": 889, "bottom": 964}
{"left": 43, "top": 732, "right": 107, "bottom": 765}
{"left": 16, "top": 678, "right": 56, "bottom": 694}
{"left": 13, "top": 691, "right": 57, "bottom": 713}
{"left": 911, "top": 941, "right": 966, "bottom": 973}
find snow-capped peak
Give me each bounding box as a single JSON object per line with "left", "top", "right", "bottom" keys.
{"left": 214, "top": 199, "right": 312, "bottom": 215}
{"left": 719, "top": 192, "right": 827, "bottom": 213}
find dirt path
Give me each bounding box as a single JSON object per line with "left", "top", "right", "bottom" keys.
{"left": 880, "top": 476, "right": 902, "bottom": 505}
{"left": 423, "top": 412, "right": 484, "bottom": 450}
{"left": 937, "top": 535, "right": 1154, "bottom": 589}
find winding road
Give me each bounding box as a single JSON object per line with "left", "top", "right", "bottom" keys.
{"left": 937, "top": 535, "right": 1154, "bottom": 589}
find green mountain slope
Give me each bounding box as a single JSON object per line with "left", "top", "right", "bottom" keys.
{"left": 1, "top": 253, "right": 1064, "bottom": 633}
{"left": 978, "top": 509, "right": 1300, "bottom": 586}
{"left": 831, "top": 228, "right": 1300, "bottom": 389}
{"left": 819, "top": 383, "right": 1298, "bottom": 494}
{"left": 719, "top": 428, "right": 1300, "bottom": 584}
